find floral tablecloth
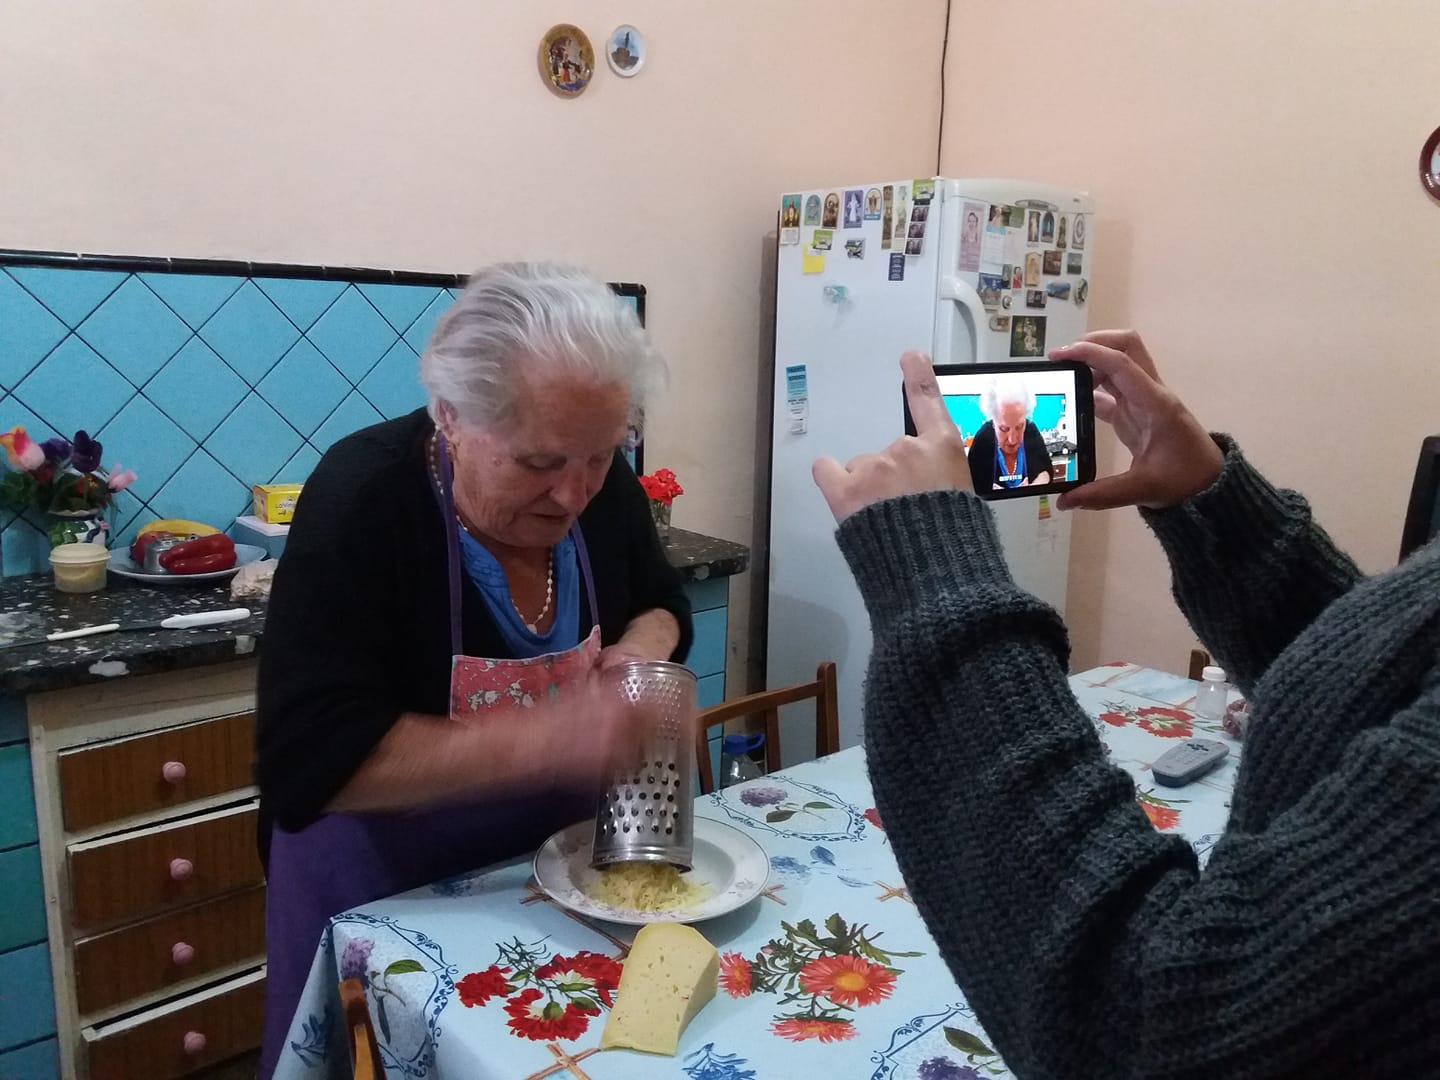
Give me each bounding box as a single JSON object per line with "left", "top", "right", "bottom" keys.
{"left": 273, "top": 665, "right": 1240, "bottom": 1080}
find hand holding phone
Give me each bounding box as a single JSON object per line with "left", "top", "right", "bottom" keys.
{"left": 813, "top": 351, "right": 972, "bottom": 523}
{"left": 903, "top": 360, "right": 1097, "bottom": 501}
{"left": 1048, "top": 331, "right": 1222, "bottom": 511}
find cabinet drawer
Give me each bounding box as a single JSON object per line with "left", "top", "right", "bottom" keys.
{"left": 85, "top": 968, "right": 264, "bottom": 1080}
{"left": 69, "top": 803, "right": 262, "bottom": 931}
{"left": 58, "top": 711, "right": 255, "bottom": 833}
{"left": 74, "top": 885, "right": 266, "bottom": 1016}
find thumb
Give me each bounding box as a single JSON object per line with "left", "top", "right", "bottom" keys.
{"left": 811, "top": 456, "right": 852, "bottom": 520}
{"left": 1056, "top": 471, "right": 1149, "bottom": 511}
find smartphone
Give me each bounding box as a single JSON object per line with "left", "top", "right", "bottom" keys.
{"left": 903, "top": 360, "right": 1095, "bottom": 501}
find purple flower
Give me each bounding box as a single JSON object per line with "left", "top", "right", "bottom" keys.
{"left": 739, "top": 786, "right": 787, "bottom": 807}
{"left": 70, "top": 431, "right": 101, "bottom": 473}
{"left": 339, "top": 937, "right": 374, "bottom": 983}
{"left": 40, "top": 437, "right": 72, "bottom": 466}
{"left": 917, "top": 1059, "right": 982, "bottom": 1080}
{"left": 769, "top": 855, "right": 810, "bottom": 878}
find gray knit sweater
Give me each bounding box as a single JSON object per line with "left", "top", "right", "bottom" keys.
{"left": 836, "top": 437, "right": 1440, "bottom": 1079}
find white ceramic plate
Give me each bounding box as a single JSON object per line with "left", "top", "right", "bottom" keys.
{"left": 533, "top": 816, "right": 769, "bottom": 926}
{"left": 107, "top": 543, "right": 268, "bottom": 584}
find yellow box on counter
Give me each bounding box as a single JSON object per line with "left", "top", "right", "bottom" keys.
{"left": 251, "top": 483, "right": 303, "bottom": 524}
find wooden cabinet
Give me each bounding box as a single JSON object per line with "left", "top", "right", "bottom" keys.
{"left": 27, "top": 661, "right": 263, "bottom": 1079}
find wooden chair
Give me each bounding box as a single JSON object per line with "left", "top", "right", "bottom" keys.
{"left": 340, "top": 978, "right": 384, "bottom": 1080}
{"left": 1188, "top": 648, "right": 1212, "bottom": 681}
{"left": 694, "top": 661, "right": 839, "bottom": 794}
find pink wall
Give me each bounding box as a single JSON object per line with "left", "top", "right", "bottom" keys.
{"left": 943, "top": 0, "right": 1440, "bottom": 671}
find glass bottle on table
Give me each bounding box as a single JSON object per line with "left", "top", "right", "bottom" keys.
{"left": 720, "top": 733, "right": 765, "bottom": 788}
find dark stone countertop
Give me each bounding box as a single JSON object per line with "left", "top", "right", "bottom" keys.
{"left": 664, "top": 526, "right": 750, "bottom": 582}
{"left": 0, "top": 530, "right": 747, "bottom": 697}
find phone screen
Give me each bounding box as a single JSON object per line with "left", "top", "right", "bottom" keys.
{"left": 907, "top": 362, "right": 1095, "bottom": 500}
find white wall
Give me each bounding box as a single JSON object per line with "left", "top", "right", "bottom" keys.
{"left": 0, "top": 0, "right": 949, "bottom": 688}
{"left": 943, "top": 0, "right": 1440, "bottom": 672}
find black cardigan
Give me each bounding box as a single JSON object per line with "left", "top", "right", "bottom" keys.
{"left": 255, "top": 409, "right": 693, "bottom": 833}
{"left": 966, "top": 419, "right": 1054, "bottom": 493}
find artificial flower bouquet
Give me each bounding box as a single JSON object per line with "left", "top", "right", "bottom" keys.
{"left": 0, "top": 426, "right": 136, "bottom": 546}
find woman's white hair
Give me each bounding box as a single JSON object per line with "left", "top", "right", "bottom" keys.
{"left": 981, "top": 374, "right": 1035, "bottom": 420}
{"left": 419, "top": 261, "right": 665, "bottom": 433}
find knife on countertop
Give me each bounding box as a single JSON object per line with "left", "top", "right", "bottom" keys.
{"left": 0, "top": 608, "right": 252, "bottom": 650}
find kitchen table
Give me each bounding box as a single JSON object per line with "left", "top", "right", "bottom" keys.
{"left": 273, "top": 664, "right": 1241, "bottom": 1080}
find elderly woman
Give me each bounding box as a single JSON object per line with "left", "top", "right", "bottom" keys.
{"left": 965, "top": 374, "right": 1054, "bottom": 492}
{"left": 255, "top": 262, "right": 692, "bottom": 1075}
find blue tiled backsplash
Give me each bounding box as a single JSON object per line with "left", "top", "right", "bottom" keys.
{"left": 0, "top": 263, "right": 464, "bottom": 574}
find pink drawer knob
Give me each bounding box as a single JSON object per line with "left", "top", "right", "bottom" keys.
{"left": 182, "top": 1031, "right": 207, "bottom": 1055}
{"left": 161, "top": 760, "right": 187, "bottom": 784}
{"left": 171, "top": 941, "right": 196, "bottom": 966}
{"left": 169, "top": 857, "right": 194, "bottom": 881}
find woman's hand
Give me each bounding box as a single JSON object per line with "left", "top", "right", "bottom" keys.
{"left": 528, "top": 672, "right": 656, "bottom": 788}
{"left": 813, "top": 351, "right": 973, "bottom": 523}
{"left": 597, "top": 609, "right": 681, "bottom": 671}
{"left": 1049, "top": 331, "right": 1224, "bottom": 511}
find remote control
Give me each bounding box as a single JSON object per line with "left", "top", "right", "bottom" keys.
{"left": 1151, "top": 739, "right": 1230, "bottom": 787}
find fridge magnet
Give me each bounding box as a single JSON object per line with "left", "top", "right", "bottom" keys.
{"left": 1074, "top": 278, "right": 1089, "bottom": 305}
{"left": 1024, "top": 252, "right": 1042, "bottom": 286}
{"left": 910, "top": 203, "right": 929, "bottom": 223}
{"left": 888, "top": 252, "right": 906, "bottom": 280}
{"left": 1071, "top": 214, "right": 1087, "bottom": 250}
{"left": 539, "top": 24, "right": 595, "bottom": 98}
{"left": 913, "top": 179, "right": 936, "bottom": 204}
{"left": 881, "top": 186, "right": 895, "bottom": 248}
{"left": 803, "top": 195, "right": 822, "bottom": 226}
{"left": 781, "top": 195, "right": 801, "bottom": 230}
{"left": 822, "top": 192, "right": 840, "bottom": 228}
{"left": 1422, "top": 125, "right": 1440, "bottom": 201}
{"left": 1045, "top": 281, "right": 1072, "bottom": 299}
{"left": 978, "top": 273, "right": 1005, "bottom": 307}
{"left": 1007, "top": 205, "right": 1026, "bottom": 229}
{"left": 843, "top": 189, "right": 865, "bottom": 228}
{"left": 1027, "top": 211, "right": 1041, "bottom": 243}
{"left": 1010, "top": 265, "right": 1024, "bottom": 289}
{"left": 1001, "top": 293, "right": 1013, "bottom": 310}
{"left": 780, "top": 227, "right": 800, "bottom": 246}
{"left": 845, "top": 238, "right": 866, "bottom": 259}
{"left": 864, "top": 188, "right": 883, "bottom": 220}
{"left": 1026, "top": 289, "right": 1047, "bottom": 309}
{"left": 981, "top": 225, "right": 1007, "bottom": 268}
{"left": 1011, "top": 316, "right": 1047, "bottom": 358}
{"left": 958, "top": 201, "right": 984, "bottom": 271}
{"left": 811, "top": 228, "right": 834, "bottom": 251}
{"left": 1043, "top": 250, "right": 1062, "bottom": 275}
{"left": 606, "top": 24, "right": 646, "bottom": 77}
{"left": 1000, "top": 264, "right": 1013, "bottom": 285}
{"left": 907, "top": 220, "right": 927, "bottom": 239}
{"left": 803, "top": 249, "right": 826, "bottom": 274}
{"left": 1066, "top": 252, "right": 1083, "bottom": 275}
{"left": 989, "top": 315, "right": 1012, "bottom": 332}
{"left": 1041, "top": 212, "right": 1056, "bottom": 244}
{"left": 1056, "top": 215, "right": 1068, "bottom": 249}
{"left": 785, "top": 364, "right": 809, "bottom": 435}
{"left": 905, "top": 237, "right": 924, "bottom": 256}
{"left": 988, "top": 205, "right": 1007, "bottom": 227}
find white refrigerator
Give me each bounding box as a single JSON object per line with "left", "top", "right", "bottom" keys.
{"left": 767, "top": 177, "right": 1095, "bottom": 758}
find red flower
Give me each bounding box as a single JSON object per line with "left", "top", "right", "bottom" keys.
{"left": 718, "top": 952, "right": 753, "bottom": 997}
{"left": 771, "top": 1017, "right": 857, "bottom": 1043}
{"left": 536, "top": 950, "right": 623, "bottom": 1007}
{"left": 456, "top": 965, "right": 512, "bottom": 1007}
{"left": 1099, "top": 710, "right": 1131, "bottom": 728}
{"left": 639, "top": 467, "right": 684, "bottom": 505}
{"left": 1135, "top": 707, "right": 1193, "bottom": 739}
{"left": 1138, "top": 792, "right": 1181, "bottom": 830}
{"left": 798, "top": 954, "right": 897, "bottom": 1007}
{"left": 503, "top": 988, "right": 594, "bottom": 1041}
{"left": 863, "top": 807, "right": 884, "bottom": 831}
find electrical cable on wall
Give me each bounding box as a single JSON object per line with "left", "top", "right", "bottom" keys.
{"left": 936, "top": 0, "right": 952, "bottom": 174}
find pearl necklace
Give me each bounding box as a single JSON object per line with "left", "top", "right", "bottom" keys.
{"left": 429, "top": 432, "right": 554, "bottom": 633}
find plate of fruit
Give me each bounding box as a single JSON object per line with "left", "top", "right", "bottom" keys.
{"left": 110, "top": 520, "right": 267, "bottom": 583}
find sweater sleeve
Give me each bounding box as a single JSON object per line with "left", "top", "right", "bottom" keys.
{"left": 255, "top": 450, "right": 415, "bottom": 830}
{"left": 837, "top": 491, "right": 1440, "bottom": 1078}
{"left": 1139, "top": 436, "right": 1361, "bottom": 694}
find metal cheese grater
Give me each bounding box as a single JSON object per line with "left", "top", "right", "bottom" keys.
{"left": 590, "top": 660, "right": 698, "bottom": 871}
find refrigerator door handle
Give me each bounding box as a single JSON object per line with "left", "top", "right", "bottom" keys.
{"left": 934, "top": 274, "right": 988, "bottom": 366}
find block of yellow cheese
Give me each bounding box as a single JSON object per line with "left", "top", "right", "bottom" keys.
{"left": 601, "top": 923, "right": 719, "bottom": 1055}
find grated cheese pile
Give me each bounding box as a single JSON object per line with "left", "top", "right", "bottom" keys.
{"left": 587, "top": 862, "right": 710, "bottom": 911}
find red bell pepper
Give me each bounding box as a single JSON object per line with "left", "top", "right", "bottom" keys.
{"left": 159, "top": 534, "right": 237, "bottom": 575}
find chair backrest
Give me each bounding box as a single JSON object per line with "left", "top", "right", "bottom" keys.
{"left": 1187, "top": 648, "right": 1211, "bottom": 681}
{"left": 1400, "top": 435, "right": 1440, "bottom": 562}
{"left": 693, "top": 661, "right": 839, "bottom": 794}
{"left": 340, "top": 978, "right": 384, "bottom": 1080}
